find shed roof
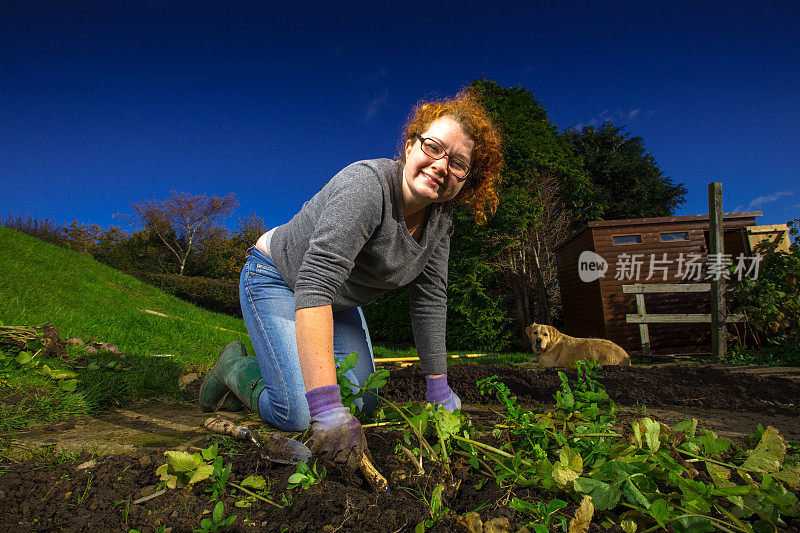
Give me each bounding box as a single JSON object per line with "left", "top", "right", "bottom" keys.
{"left": 556, "top": 211, "right": 763, "bottom": 251}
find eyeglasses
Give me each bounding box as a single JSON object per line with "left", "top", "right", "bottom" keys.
{"left": 415, "top": 135, "right": 471, "bottom": 180}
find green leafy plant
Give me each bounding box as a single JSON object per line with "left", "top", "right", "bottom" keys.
{"left": 202, "top": 444, "right": 232, "bottom": 500}
{"left": 414, "top": 483, "right": 450, "bottom": 532}
{"left": 39, "top": 363, "right": 79, "bottom": 392}
{"left": 0, "top": 331, "right": 79, "bottom": 392}
{"left": 156, "top": 447, "right": 214, "bottom": 490}
{"left": 509, "top": 497, "right": 568, "bottom": 532}
{"left": 454, "top": 361, "right": 800, "bottom": 532}
{"left": 335, "top": 351, "right": 389, "bottom": 415}
{"left": 195, "top": 501, "right": 236, "bottom": 533}
{"left": 729, "top": 217, "right": 800, "bottom": 362}
{"left": 287, "top": 460, "right": 325, "bottom": 490}
{"left": 374, "top": 394, "right": 468, "bottom": 480}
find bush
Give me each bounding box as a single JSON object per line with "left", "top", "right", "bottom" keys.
{"left": 723, "top": 343, "right": 800, "bottom": 366}
{"left": 129, "top": 271, "right": 241, "bottom": 318}
{"left": 446, "top": 261, "right": 514, "bottom": 352}
{"left": 728, "top": 217, "right": 799, "bottom": 357}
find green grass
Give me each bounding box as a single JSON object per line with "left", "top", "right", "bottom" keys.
{"left": 0, "top": 226, "right": 254, "bottom": 428}
{"left": 0, "top": 226, "right": 252, "bottom": 368}
{"left": 0, "top": 359, "right": 86, "bottom": 433}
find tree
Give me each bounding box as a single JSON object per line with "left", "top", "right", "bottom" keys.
{"left": 93, "top": 226, "right": 130, "bottom": 269}
{"left": 62, "top": 220, "right": 101, "bottom": 254}
{"left": 131, "top": 192, "right": 239, "bottom": 275}
{"left": 565, "top": 123, "right": 687, "bottom": 220}
{"left": 450, "top": 79, "right": 597, "bottom": 347}
{"left": 491, "top": 171, "right": 573, "bottom": 328}
{"left": 190, "top": 214, "right": 269, "bottom": 279}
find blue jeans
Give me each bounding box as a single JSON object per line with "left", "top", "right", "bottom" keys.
{"left": 239, "top": 247, "right": 377, "bottom": 431}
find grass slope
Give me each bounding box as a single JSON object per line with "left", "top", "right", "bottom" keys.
{"left": 0, "top": 227, "right": 259, "bottom": 430}
{"left": 0, "top": 227, "right": 529, "bottom": 431}
{"left": 0, "top": 226, "right": 252, "bottom": 369}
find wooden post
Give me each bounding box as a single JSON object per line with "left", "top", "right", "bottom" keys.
{"left": 635, "top": 293, "right": 651, "bottom": 356}
{"left": 708, "top": 182, "right": 726, "bottom": 358}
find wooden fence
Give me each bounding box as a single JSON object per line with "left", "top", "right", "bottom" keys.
{"left": 623, "top": 283, "right": 743, "bottom": 356}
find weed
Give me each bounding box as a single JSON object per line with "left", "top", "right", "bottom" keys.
{"left": 509, "top": 497, "right": 568, "bottom": 532}
{"left": 287, "top": 460, "right": 325, "bottom": 490}
{"left": 76, "top": 474, "right": 93, "bottom": 504}
{"left": 121, "top": 497, "right": 132, "bottom": 529}
{"left": 203, "top": 433, "right": 246, "bottom": 454}
{"left": 156, "top": 445, "right": 215, "bottom": 489}
{"left": 195, "top": 501, "right": 236, "bottom": 533}
{"left": 203, "top": 444, "right": 232, "bottom": 501}
{"left": 461, "top": 361, "right": 800, "bottom": 532}
{"left": 414, "top": 483, "right": 450, "bottom": 532}
{"left": 335, "top": 351, "right": 389, "bottom": 416}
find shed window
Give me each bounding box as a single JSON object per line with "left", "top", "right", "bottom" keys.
{"left": 660, "top": 231, "right": 689, "bottom": 242}
{"left": 611, "top": 234, "right": 642, "bottom": 245}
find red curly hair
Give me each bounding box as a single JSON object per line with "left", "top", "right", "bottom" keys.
{"left": 399, "top": 89, "right": 503, "bottom": 225}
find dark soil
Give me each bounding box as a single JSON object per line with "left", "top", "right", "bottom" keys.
{"left": 384, "top": 363, "right": 800, "bottom": 418}
{"left": 2, "top": 364, "right": 799, "bottom": 532}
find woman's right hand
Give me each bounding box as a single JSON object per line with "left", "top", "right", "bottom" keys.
{"left": 306, "top": 406, "right": 368, "bottom": 479}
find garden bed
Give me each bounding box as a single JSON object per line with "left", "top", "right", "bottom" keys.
{"left": 2, "top": 363, "right": 799, "bottom": 532}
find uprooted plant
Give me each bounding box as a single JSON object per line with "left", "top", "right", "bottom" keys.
{"left": 0, "top": 325, "right": 78, "bottom": 392}
{"left": 230, "top": 475, "right": 290, "bottom": 510}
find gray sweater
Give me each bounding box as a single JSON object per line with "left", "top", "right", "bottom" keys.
{"left": 269, "top": 158, "right": 452, "bottom": 375}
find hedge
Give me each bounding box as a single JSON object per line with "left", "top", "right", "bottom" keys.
{"left": 129, "top": 271, "right": 242, "bottom": 318}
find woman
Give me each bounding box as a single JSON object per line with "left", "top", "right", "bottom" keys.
{"left": 200, "top": 89, "right": 502, "bottom": 477}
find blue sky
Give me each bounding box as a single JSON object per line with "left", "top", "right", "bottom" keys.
{"left": 1, "top": 1, "right": 798, "bottom": 234}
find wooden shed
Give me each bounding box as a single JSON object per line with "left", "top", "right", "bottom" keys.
{"left": 555, "top": 212, "right": 762, "bottom": 353}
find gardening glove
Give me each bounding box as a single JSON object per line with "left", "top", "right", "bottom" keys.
{"left": 425, "top": 374, "right": 462, "bottom": 412}
{"left": 305, "top": 385, "right": 368, "bottom": 481}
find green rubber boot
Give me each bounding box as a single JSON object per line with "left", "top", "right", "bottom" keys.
{"left": 221, "top": 355, "right": 266, "bottom": 416}
{"left": 199, "top": 342, "right": 265, "bottom": 415}
{"left": 219, "top": 392, "right": 244, "bottom": 412}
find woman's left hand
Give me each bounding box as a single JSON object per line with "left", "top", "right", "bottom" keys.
{"left": 435, "top": 389, "right": 461, "bottom": 412}
{"left": 425, "top": 374, "right": 461, "bottom": 412}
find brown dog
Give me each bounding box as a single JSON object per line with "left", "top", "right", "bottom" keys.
{"left": 526, "top": 323, "right": 631, "bottom": 367}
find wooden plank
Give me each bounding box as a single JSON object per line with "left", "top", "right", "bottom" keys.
{"left": 627, "top": 313, "right": 713, "bottom": 324}
{"left": 708, "top": 182, "right": 727, "bottom": 358}
{"left": 623, "top": 283, "right": 711, "bottom": 294}
{"left": 627, "top": 313, "right": 745, "bottom": 324}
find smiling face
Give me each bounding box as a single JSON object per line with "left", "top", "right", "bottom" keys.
{"left": 401, "top": 116, "right": 474, "bottom": 215}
